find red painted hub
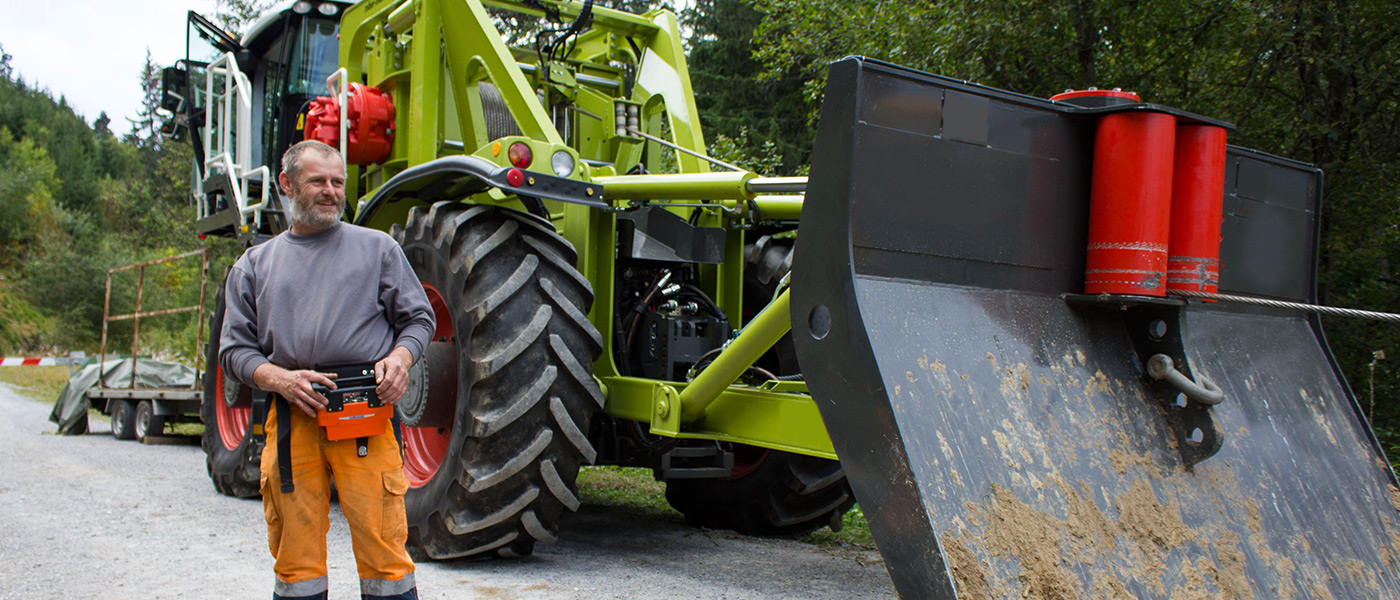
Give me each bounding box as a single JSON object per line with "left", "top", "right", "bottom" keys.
{"left": 731, "top": 444, "right": 769, "bottom": 479}
{"left": 401, "top": 283, "right": 455, "bottom": 488}
{"left": 214, "top": 364, "right": 251, "bottom": 451}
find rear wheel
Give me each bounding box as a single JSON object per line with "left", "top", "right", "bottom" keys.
{"left": 134, "top": 400, "right": 164, "bottom": 440}
{"left": 111, "top": 400, "right": 136, "bottom": 440}
{"left": 665, "top": 235, "right": 855, "bottom": 536}
{"left": 666, "top": 446, "right": 854, "bottom": 536}
{"left": 201, "top": 287, "right": 261, "bottom": 498}
{"left": 393, "top": 202, "right": 603, "bottom": 559}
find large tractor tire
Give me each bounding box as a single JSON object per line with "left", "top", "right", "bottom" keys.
{"left": 201, "top": 287, "right": 261, "bottom": 498}
{"left": 392, "top": 202, "right": 603, "bottom": 559}
{"left": 666, "top": 446, "right": 855, "bottom": 536}
{"left": 665, "top": 236, "right": 855, "bottom": 537}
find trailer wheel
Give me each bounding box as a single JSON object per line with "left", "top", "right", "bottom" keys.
{"left": 665, "top": 237, "right": 855, "bottom": 536}
{"left": 135, "top": 400, "right": 165, "bottom": 440}
{"left": 392, "top": 202, "right": 603, "bottom": 560}
{"left": 201, "top": 287, "right": 261, "bottom": 498}
{"left": 111, "top": 399, "right": 137, "bottom": 440}
{"left": 665, "top": 446, "right": 854, "bottom": 536}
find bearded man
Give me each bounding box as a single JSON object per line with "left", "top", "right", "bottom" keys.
{"left": 219, "top": 140, "right": 435, "bottom": 600}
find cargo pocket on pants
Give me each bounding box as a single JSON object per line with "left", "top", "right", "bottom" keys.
{"left": 260, "top": 472, "right": 283, "bottom": 554}
{"left": 381, "top": 470, "right": 409, "bottom": 543}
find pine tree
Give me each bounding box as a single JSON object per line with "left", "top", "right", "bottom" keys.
{"left": 126, "top": 50, "right": 164, "bottom": 151}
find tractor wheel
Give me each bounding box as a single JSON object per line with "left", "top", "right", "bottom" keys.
{"left": 200, "top": 287, "right": 261, "bottom": 498}
{"left": 665, "top": 446, "right": 855, "bottom": 536}
{"left": 665, "top": 236, "right": 855, "bottom": 536}
{"left": 134, "top": 400, "right": 165, "bottom": 440}
{"left": 392, "top": 202, "right": 603, "bottom": 559}
{"left": 111, "top": 399, "right": 137, "bottom": 440}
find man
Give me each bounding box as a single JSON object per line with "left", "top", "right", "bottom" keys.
{"left": 220, "top": 140, "right": 435, "bottom": 600}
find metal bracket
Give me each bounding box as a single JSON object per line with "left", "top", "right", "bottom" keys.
{"left": 650, "top": 384, "right": 681, "bottom": 438}
{"left": 1065, "top": 294, "right": 1224, "bottom": 467}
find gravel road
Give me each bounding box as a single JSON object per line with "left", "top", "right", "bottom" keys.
{"left": 0, "top": 383, "right": 895, "bottom": 600}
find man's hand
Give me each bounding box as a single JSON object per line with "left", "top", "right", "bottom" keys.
{"left": 375, "top": 346, "right": 415, "bottom": 405}
{"left": 252, "top": 363, "right": 337, "bottom": 418}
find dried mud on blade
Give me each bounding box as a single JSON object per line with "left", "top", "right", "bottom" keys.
{"left": 791, "top": 58, "right": 1400, "bottom": 599}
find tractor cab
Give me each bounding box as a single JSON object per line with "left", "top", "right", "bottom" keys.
{"left": 161, "top": 1, "right": 350, "bottom": 242}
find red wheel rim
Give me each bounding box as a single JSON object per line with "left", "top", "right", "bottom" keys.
{"left": 731, "top": 444, "right": 769, "bottom": 479}
{"left": 402, "top": 283, "right": 455, "bottom": 488}
{"left": 215, "top": 364, "right": 251, "bottom": 450}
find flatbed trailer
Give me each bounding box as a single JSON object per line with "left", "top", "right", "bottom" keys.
{"left": 87, "top": 387, "right": 203, "bottom": 441}
{"left": 89, "top": 250, "right": 210, "bottom": 441}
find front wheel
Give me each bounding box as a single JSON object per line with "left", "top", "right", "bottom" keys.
{"left": 200, "top": 286, "right": 261, "bottom": 498}
{"left": 393, "top": 202, "right": 603, "bottom": 559}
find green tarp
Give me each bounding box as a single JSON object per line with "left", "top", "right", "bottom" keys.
{"left": 49, "top": 358, "right": 198, "bottom": 435}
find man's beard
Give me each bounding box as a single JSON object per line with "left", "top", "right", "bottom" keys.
{"left": 287, "top": 190, "right": 344, "bottom": 231}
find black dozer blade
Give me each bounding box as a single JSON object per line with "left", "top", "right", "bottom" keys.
{"left": 792, "top": 57, "right": 1400, "bottom": 599}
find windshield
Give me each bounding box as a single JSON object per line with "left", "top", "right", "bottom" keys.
{"left": 287, "top": 18, "right": 340, "bottom": 96}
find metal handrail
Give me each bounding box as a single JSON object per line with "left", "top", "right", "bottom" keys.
{"left": 326, "top": 68, "right": 349, "bottom": 164}
{"left": 97, "top": 250, "right": 211, "bottom": 391}
{"left": 202, "top": 52, "right": 268, "bottom": 230}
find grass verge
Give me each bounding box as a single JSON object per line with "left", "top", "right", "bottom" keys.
{"left": 577, "top": 466, "right": 683, "bottom": 523}
{"left": 0, "top": 365, "right": 74, "bottom": 402}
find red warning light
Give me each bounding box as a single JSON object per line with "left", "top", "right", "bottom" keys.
{"left": 508, "top": 142, "right": 533, "bottom": 168}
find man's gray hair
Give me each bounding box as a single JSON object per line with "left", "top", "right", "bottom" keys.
{"left": 282, "top": 140, "right": 342, "bottom": 183}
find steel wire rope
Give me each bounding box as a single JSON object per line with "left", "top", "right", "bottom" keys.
{"left": 1167, "top": 289, "right": 1400, "bottom": 323}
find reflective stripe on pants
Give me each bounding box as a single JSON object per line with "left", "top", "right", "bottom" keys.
{"left": 261, "top": 403, "right": 416, "bottom": 597}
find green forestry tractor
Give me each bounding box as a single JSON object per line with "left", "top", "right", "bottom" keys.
{"left": 161, "top": 0, "right": 1400, "bottom": 597}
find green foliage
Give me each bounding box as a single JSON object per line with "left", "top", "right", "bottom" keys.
{"left": 211, "top": 0, "right": 279, "bottom": 36}
{"left": 126, "top": 51, "right": 166, "bottom": 150}
{"left": 686, "top": 0, "right": 813, "bottom": 175}
{"left": 0, "top": 127, "right": 61, "bottom": 250}
{"left": 0, "top": 281, "right": 48, "bottom": 354}
{"left": 0, "top": 44, "right": 216, "bottom": 362}
{"left": 799, "top": 504, "right": 874, "bottom": 548}
{"left": 708, "top": 127, "right": 785, "bottom": 175}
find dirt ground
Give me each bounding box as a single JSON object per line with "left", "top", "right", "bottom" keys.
{"left": 0, "top": 383, "right": 894, "bottom": 600}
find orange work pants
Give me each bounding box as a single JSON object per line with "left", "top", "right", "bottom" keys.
{"left": 260, "top": 402, "right": 416, "bottom": 599}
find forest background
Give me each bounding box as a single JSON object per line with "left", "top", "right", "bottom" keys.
{"left": 0, "top": 0, "right": 1397, "bottom": 464}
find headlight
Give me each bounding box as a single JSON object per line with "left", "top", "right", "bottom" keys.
{"left": 292, "top": 1, "right": 313, "bottom": 13}
{"left": 551, "top": 150, "right": 575, "bottom": 177}
{"left": 317, "top": 2, "right": 339, "bottom": 16}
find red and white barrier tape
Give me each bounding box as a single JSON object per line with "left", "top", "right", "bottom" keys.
{"left": 1, "top": 357, "right": 85, "bottom": 366}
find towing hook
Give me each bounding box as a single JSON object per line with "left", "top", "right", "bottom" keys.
{"left": 1146, "top": 354, "right": 1225, "bottom": 406}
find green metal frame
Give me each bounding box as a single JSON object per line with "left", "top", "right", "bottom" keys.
{"left": 334, "top": 0, "right": 828, "bottom": 460}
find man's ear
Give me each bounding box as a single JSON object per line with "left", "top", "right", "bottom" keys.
{"left": 278, "top": 171, "right": 293, "bottom": 197}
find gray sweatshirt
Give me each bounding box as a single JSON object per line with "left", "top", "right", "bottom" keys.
{"left": 219, "top": 221, "right": 435, "bottom": 385}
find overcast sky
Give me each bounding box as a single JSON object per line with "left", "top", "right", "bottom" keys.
{"left": 0, "top": 0, "right": 218, "bottom": 130}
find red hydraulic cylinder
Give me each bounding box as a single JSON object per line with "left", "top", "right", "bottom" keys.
{"left": 1083, "top": 111, "right": 1178, "bottom": 296}
{"left": 1167, "top": 124, "right": 1229, "bottom": 294}
{"left": 304, "top": 83, "right": 396, "bottom": 165}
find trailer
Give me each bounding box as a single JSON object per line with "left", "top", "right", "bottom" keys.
{"left": 85, "top": 250, "right": 210, "bottom": 441}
